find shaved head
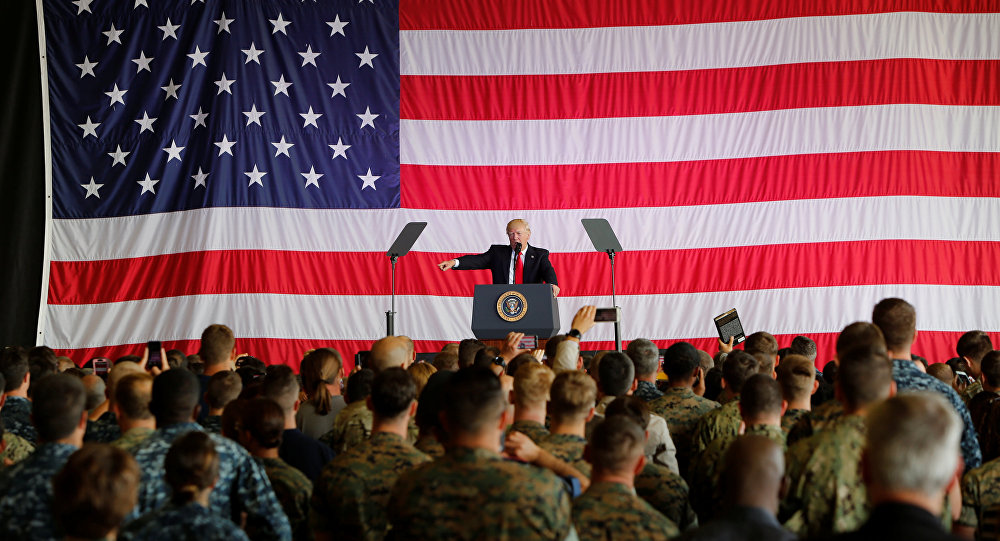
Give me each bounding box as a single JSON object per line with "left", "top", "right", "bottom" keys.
{"left": 722, "top": 435, "right": 785, "bottom": 512}
{"left": 370, "top": 335, "right": 415, "bottom": 372}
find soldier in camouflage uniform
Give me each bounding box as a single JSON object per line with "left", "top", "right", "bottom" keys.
{"left": 538, "top": 370, "right": 596, "bottom": 478}
{"left": 313, "top": 368, "right": 430, "bottom": 541}
{"left": 202, "top": 370, "right": 242, "bottom": 435}
{"left": 109, "top": 373, "right": 156, "bottom": 454}
{"left": 572, "top": 415, "right": 679, "bottom": 541}
{"left": 413, "top": 371, "right": 453, "bottom": 460}
{"left": 957, "top": 330, "right": 992, "bottom": 403}
{"left": 130, "top": 370, "right": 291, "bottom": 540}
{"left": 775, "top": 355, "right": 818, "bottom": 439}
{"left": 691, "top": 350, "right": 759, "bottom": 456}
{"left": 320, "top": 368, "right": 375, "bottom": 453}
{"left": 648, "top": 342, "right": 720, "bottom": 480}
{"left": 388, "top": 367, "right": 571, "bottom": 540}
{"left": 84, "top": 361, "right": 146, "bottom": 443}
{"left": 959, "top": 457, "right": 1000, "bottom": 537}
{"left": 627, "top": 338, "right": 665, "bottom": 402}
{"left": 0, "top": 346, "right": 37, "bottom": 443}
{"left": 508, "top": 362, "right": 555, "bottom": 444}
{"left": 0, "top": 428, "right": 34, "bottom": 466}
{"left": 0, "top": 374, "right": 86, "bottom": 540}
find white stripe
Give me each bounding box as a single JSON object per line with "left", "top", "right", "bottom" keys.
{"left": 50, "top": 196, "right": 1000, "bottom": 261}
{"left": 43, "top": 284, "right": 1000, "bottom": 349}
{"left": 401, "top": 104, "right": 1000, "bottom": 166}
{"left": 401, "top": 12, "right": 1000, "bottom": 76}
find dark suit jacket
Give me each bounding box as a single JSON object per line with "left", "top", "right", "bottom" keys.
{"left": 455, "top": 244, "right": 558, "bottom": 285}
{"left": 829, "top": 502, "right": 963, "bottom": 541}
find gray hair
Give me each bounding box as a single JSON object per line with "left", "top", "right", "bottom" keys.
{"left": 625, "top": 338, "right": 660, "bottom": 378}
{"left": 865, "top": 392, "right": 961, "bottom": 496}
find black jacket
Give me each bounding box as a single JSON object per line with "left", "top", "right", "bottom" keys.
{"left": 455, "top": 244, "right": 558, "bottom": 285}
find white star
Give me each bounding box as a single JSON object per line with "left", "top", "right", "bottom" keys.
{"left": 358, "top": 168, "right": 381, "bottom": 190}
{"left": 214, "top": 135, "right": 236, "bottom": 156}
{"left": 160, "top": 78, "right": 181, "bottom": 100}
{"left": 356, "top": 46, "right": 378, "bottom": 68}
{"left": 135, "top": 111, "right": 157, "bottom": 133}
{"left": 72, "top": 0, "right": 93, "bottom": 14}
{"left": 245, "top": 164, "right": 267, "bottom": 187}
{"left": 81, "top": 177, "right": 103, "bottom": 199}
{"left": 77, "top": 116, "right": 100, "bottom": 139}
{"left": 272, "top": 136, "right": 295, "bottom": 157}
{"left": 327, "top": 15, "right": 349, "bottom": 36}
{"left": 191, "top": 0, "right": 205, "bottom": 4}
{"left": 243, "top": 104, "right": 266, "bottom": 126}
{"left": 134, "top": 0, "right": 148, "bottom": 8}
{"left": 187, "top": 46, "right": 209, "bottom": 68}
{"left": 298, "top": 45, "right": 321, "bottom": 67}
{"left": 300, "top": 106, "right": 323, "bottom": 128}
{"left": 214, "top": 12, "right": 234, "bottom": 34}
{"left": 242, "top": 42, "right": 264, "bottom": 64}
{"left": 105, "top": 83, "right": 127, "bottom": 108}
{"left": 356, "top": 107, "right": 378, "bottom": 129}
{"left": 191, "top": 167, "right": 208, "bottom": 188}
{"left": 329, "top": 137, "right": 350, "bottom": 160}
{"left": 190, "top": 107, "right": 209, "bottom": 129}
{"left": 162, "top": 139, "right": 185, "bottom": 163}
{"left": 327, "top": 76, "right": 350, "bottom": 98}
{"left": 214, "top": 73, "right": 235, "bottom": 95}
{"left": 271, "top": 75, "right": 293, "bottom": 96}
{"left": 302, "top": 166, "right": 323, "bottom": 188}
{"left": 76, "top": 56, "right": 97, "bottom": 78}
{"left": 269, "top": 13, "right": 291, "bottom": 35}
{"left": 158, "top": 18, "right": 180, "bottom": 40}
{"left": 137, "top": 173, "right": 159, "bottom": 195}
{"left": 103, "top": 24, "right": 124, "bottom": 45}
{"left": 132, "top": 51, "right": 153, "bottom": 73}
{"left": 108, "top": 145, "right": 130, "bottom": 167}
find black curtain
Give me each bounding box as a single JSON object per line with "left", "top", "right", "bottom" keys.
{"left": 0, "top": 1, "right": 45, "bottom": 347}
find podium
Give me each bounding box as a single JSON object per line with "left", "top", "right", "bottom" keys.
{"left": 471, "top": 284, "right": 560, "bottom": 340}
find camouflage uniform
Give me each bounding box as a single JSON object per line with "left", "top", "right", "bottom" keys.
{"left": 690, "top": 399, "right": 741, "bottom": 456}
{"left": 387, "top": 446, "right": 572, "bottom": 540}
{"left": 781, "top": 408, "right": 810, "bottom": 435}
{"left": 0, "top": 431, "right": 34, "bottom": 467}
{"left": 320, "top": 401, "right": 372, "bottom": 454}
{"left": 648, "top": 387, "right": 719, "bottom": 479}
{"left": 84, "top": 411, "right": 120, "bottom": 443}
{"left": 572, "top": 481, "right": 680, "bottom": 541}
{"left": 508, "top": 419, "right": 550, "bottom": 444}
{"left": 120, "top": 501, "right": 250, "bottom": 541}
{"left": 414, "top": 433, "right": 445, "bottom": 459}
{"left": 635, "top": 462, "right": 698, "bottom": 532}
{"left": 808, "top": 399, "right": 844, "bottom": 433}
{"left": 111, "top": 426, "right": 154, "bottom": 454}
{"left": 130, "top": 422, "right": 291, "bottom": 540}
{"left": 257, "top": 456, "right": 312, "bottom": 541}
{"left": 1, "top": 395, "right": 36, "bottom": 443}
{"left": 0, "top": 442, "right": 77, "bottom": 540}
{"left": 959, "top": 456, "right": 1000, "bottom": 534}
{"left": 201, "top": 414, "right": 223, "bottom": 434}
{"left": 964, "top": 380, "right": 984, "bottom": 404}
{"left": 312, "top": 431, "right": 430, "bottom": 541}
{"left": 539, "top": 433, "right": 591, "bottom": 478}
{"left": 783, "top": 414, "right": 867, "bottom": 538}
{"left": 635, "top": 380, "right": 664, "bottom": 402}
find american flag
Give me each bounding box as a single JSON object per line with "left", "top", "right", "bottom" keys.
{"left": 41, "top": 0, "right": 1000, "bottom": 368}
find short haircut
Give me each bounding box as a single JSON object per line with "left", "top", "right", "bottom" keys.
{"left": 661, "top": 342, "right": 701, "bottom": 380}
{"left": 150, "top": 369, "right": 201, "bottom": 426}
{"left": 371, "top": 336, "right": 414, "bottom": 372}
{"left": 505, "top": 353, "right": 537, "bottom": 379}
{"left": 865, "top": 392, "right": 961, "bottom": 495}
{"left": 166, "top": 349, "right": 187, "bottom": 370}
{"left": 604, "top": 395, "right": 651, "bottom": 429}
{"left": 722, "top": 350, "right": 759, "bottom": 393}
{"left": 206, "top": 371, "right": 243, "bottom": 410}
{"left": 106, "top": 361, "right": 144, "bottom": 401}
{"left": 241, "top": 398, "right": 285, "bottom": 449}
{"left": 33, "top": 374, "right": 87, "bottom": 442}
{"left": 432, "top": 351, "right": 459, "bottom": 372}
{"left": 836, "top": 322, "right": 887, "bottom": 357}
{"left": 513, "top": 362, "right": 555, "bottom": 408}
{"left": 588, "top": 415, "right": 645, "bottom": 474}
{"left": 52, "top": 444, "right": 140, "bottom": 539}
{"left": 372, "top": 367, "right": 418, "bottom": 419}
{"left": 837, "top": 345, "right": 893, "bottom": 410}
{"left": 0, "top": 346, "right": 29, "bottom": 392}
{"left": 752, "top": 351, "right": 775, "bottom": 376}
{"left": 300, "top": 348, "right": 342, "bottom": 415}
{"left": 548, "top": 370, "right": 597, "bottom": 422}
{"left": 598, "top": 352, "right": 634, "bottom": 397}
{"left": 957, "top": 331, "right": 994, "bottom": 365}
{"left": 443, "top": 366, "right": 505, "bottom": 435}
{"left": 981, "top": 351, "right": 1000, "bottom": 387}
{"left": 82, "top": 375, "right": 106, "bottom": 411}
{"left": 29, "top": 353, "right": 60, "bottom": 398}
{"left": 198, "top": 324, "right": 235, "bottom": 367}
{"left": 115, "top": 373, "right": 153, "bottom": 421}
{"left": 739, "top": 374, "right": 784, "bottom": 422}
{"left": 872, "top": 298, "right": 916, "bottom": 352}
{"left": 261, "top": 365, "right": 299, "bottom": 413}
{"left": 698, "top": 349, "right": 715, "bottom": 373}
{"left": 415, "top": 371, "right": 454, "bottom": 431}
{"left": 927, "top": 363, "right": 955, "bottom": 385}
{"left": 473, "top": 346, "right": 502, "bottom": 370}
{"left": 506, "top": 218, "right": 530, "bottom": 233}
{"left": 775, "top": 354, "right": 816, "bottom": 401}
{"left": 345, "top": 369, "right": 375, "bottom": 404}
{"left": 407, "top": 362, "right": 437, "bottom": 397}
{"left": 165, "top": 431, "right": 219, "bottom": 505}
{"left": 458, "top": 338, "right": 486, "bottom": 369}
{"left": 626, "top": 338, "right": 660, "bottom": 378}
{"left": 744, "top": 332, "right": 778, "bottom": 357}
{"left": 790, "top": 336, "right": 818, "bottom": 361}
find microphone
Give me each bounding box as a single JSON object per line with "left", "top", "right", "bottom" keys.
{"left": 514, "top": 242, "right": 522, "bottom": 253}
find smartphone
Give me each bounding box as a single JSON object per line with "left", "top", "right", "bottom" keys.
{"left": 91, "top": 357, "right": 111, "bottom": 376}
{"left": 594, "top": 308, "right": 621, "bottom": 323}
{"left": 147, "top": 341, "right": 162, "bottom": 370}
{"left": 955, "top": 371, "right": 972, "bottom": 386}
{"left": 713, "top": 308, "right": 746, "bottom": 344}
{"left": 355, "top": 350, "right": 371, "bottom": 370}
{"left": 518, "top": 335, "right": 537, "bottom": 349}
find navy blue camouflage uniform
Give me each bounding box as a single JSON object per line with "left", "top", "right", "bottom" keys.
{"left": 121, "top": 501, "right": 251, "bottom": 541}
{"left": 1, "top": 395, "right": 36, "bottom": 442}
{"left": 0, "top": 442, "right": 77, "bottom": 540}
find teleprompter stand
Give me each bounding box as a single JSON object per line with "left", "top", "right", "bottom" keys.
{"left": 385, "top": 222, "right": 427, "bottom": 336}
{"left": 581, "top": 218, "right": 624, "bottom": 352}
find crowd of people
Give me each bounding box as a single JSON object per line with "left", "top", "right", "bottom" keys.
{"left": 0, "top": 297, "right": 997, "bottom": 540}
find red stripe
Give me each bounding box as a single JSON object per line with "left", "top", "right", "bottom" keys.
{"left": 401, "top": 151, "right": 1000, "bottom": 210}
{"left": 401, "top": 60, "right": 1000, "bottom": 120}
{"left": 400, "top": 0, "right": 999, "bottom": 30}
{"left": 47, "top": 241, "right": 1000, "bottom": 303}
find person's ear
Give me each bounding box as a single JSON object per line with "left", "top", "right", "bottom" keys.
{"left": 811, "top": 380, "right": 819, "bottom": 395}
{"left": 780, "top": 400, "right": 789, "bottom": 417}
{"left": 78, "top": 409, "right": 88, "bottom": 430}
{"left": 630, "top": 379, "right": 638, "bottom": 392}
{"left": 586, "top": 407, "right": 595, "bottom": 422}
{"left": 888, "top": 381, "right": 898, "bottom": 398}
{"left": 192, "top": 404, "right": 201, "bottom": 422}
{"left": 229, "top": 346, "right": 238, "bottom": 363}
{"left": 408, "top": 400, "right": 418, "bottom": 419}
{"left": 293, "top": 399, "right": 300, "bottom": 413}
{"left": 498, "top": 408, "right": 510, "bottom": 430}
{"left": 633, "top": 454, "right": 646, "bottom": 476}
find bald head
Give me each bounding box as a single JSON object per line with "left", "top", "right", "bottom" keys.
{"left": 722, "top": 435, "right": 785, "bottom": 513}
{"left": 370, "top": 336, "right": 415, "bottom": 372}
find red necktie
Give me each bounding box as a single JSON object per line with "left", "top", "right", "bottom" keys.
{"left": 514, "top": 251, "right": 524, "bottom": 284}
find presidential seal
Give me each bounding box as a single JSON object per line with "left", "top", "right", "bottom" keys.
{"left": 497, "top": 291, "right": 528, "bottom": 322}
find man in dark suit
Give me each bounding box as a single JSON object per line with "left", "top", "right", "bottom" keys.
{"left": 437, "top": 219, "right": 560, "bottom": 296}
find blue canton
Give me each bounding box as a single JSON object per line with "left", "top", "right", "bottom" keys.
{"left": 2, "top": 396, "right": 37, "bottom": 443}
{"left": 0, "top": 442, "right": 78, "bottom": 540}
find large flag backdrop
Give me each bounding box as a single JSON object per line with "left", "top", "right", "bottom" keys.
{"left": 38, "top": 0, "right": 1000, "bottom": 368}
